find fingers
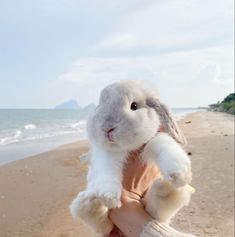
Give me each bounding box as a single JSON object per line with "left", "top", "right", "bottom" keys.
{"left": 122, "top": 152, "right": 160, "bottom": 196}
{"left": 105, "top": 227, "right": 123, "bottom": 237}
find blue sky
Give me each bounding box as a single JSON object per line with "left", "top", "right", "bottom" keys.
{"left": 0, "top": 0, "right": 234, "bottom": 108}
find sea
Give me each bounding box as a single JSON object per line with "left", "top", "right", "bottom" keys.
{"left": 0, "top": 108, "right": 202, "bottom": 166}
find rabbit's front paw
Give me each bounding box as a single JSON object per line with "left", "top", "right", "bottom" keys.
{"left": 70, "top": 191, "right": 113, "bottom": 236}
{"left": 98, "top": 190, "right": 121, "bottom": 208}
{"left": 165, "top": 164, "right": 192, "bottom": 187}
{"left": 158, "top": 152, "right": 192, "bottom": 187}
{"left": 70, "top": 191, "right": 97, "bottom": 219}
{"left": 96, "top": 184, "right": 121, "bottom": 208}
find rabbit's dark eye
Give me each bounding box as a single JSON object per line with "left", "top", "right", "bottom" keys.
{"left": 130, "top": 102, "right": 138, "bottom": 110}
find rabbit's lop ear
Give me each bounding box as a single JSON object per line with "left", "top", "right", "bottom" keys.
{"left": 147, "top": 98, "right": 187, "bottom": 145}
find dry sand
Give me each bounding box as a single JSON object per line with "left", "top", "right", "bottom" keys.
{"left": 0, "top": 111, "right": 234, "bottom": 237}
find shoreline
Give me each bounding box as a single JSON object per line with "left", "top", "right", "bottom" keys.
{"left": 0, "top": 109, "right": 204, "bottom": 167}
{"left": 0, "top": 133, "right": 86, "bottom": 167}
{"left": 0, "top": 111, "right": 234, "bottom": 237}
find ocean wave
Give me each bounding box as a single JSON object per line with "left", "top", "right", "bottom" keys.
{"left": 0, "top": 129, "right": 86, "bottom": 146}
{"left": 23, "top": 130, "right": 76, "bottom": 142}
{"left": 0, "top": 130, "right": 22, "bottom": 145}
{"left": 70, "top": 120, "right": 87, "bottom": 130}
{"left": 24, "top": 124, "right": 37, "bottom": 130}
{"left": 0, "top": 120, "right": 87, "bottom": 146}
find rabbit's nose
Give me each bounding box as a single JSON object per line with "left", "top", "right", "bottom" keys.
{"left": 104, "top": 127, "right": 116, "bottom": 142}
{"left": 105, "top": 127, "right": 115, "bottom": 134}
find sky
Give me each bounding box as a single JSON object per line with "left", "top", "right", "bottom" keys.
{"left": 0, "top": 0, "right": 234, "bottom": 108}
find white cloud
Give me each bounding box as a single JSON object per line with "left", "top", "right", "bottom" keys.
{"left": 54, "top": 0, "right": 234, "bottom": 108}
{"left": 56, "top": 43, "right": 234, "bottom": 107}
{"left": 93, "top": 0, "right": 234, "bottom": 53}
{"left": 2, "top": 0, "right": 232, "bottom": 108}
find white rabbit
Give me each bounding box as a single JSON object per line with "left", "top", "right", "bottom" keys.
{"left": 70, "top": 80, "right": 193, "bottom": 236}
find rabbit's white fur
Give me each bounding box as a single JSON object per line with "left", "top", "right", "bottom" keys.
{"left": 70, "top": 80, "right": 192, "bottom": 236}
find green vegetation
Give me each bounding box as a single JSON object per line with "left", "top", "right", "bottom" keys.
{"left": 209, "top": 93, "right": 235, "bottom": 115}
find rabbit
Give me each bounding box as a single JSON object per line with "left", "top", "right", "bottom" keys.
{"left": 70, "top": 80, "right": 193, "bottom": 236}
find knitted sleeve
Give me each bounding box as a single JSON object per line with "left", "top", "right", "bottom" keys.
{"left": 139, "top": 220, "right": 197, "bottom": 237}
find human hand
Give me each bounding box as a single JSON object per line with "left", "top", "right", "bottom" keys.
{"left": 122, "top": 148, "right": 160, "bottom": 199}
{"left": 107, "top": 148, "right": 160, "bottom": 237}
{"left": 107, "top": 144, "right": 196, "bottom": 237}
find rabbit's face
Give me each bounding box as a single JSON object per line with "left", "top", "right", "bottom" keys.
{"left": 87, "top": 81, "right": 160, "bottom": 151}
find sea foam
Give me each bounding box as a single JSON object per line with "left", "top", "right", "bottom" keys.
{"left": 0, "top": 130, "right": 22, "bottom": 145}
{"left": 70, "top": 120, "right": 86, "bottom": 131}
{"left": 24, "top": 124, "right": 37, "bottom": 130}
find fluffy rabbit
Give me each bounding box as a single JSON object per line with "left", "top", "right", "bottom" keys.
{"left": 70, "top": 80, "right": 193, "bottom": 236}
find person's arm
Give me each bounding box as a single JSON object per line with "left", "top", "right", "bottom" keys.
{"left": 109, "top": 199, "right": 196, "bottom": 237}
{"left": 109, "top": 199, "right": 152, "bottom": 237}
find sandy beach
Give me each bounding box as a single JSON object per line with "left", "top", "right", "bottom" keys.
{"left": 0, "top": 111, "right": 234, "bottom": 237}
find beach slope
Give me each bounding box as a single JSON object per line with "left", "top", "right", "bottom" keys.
{"left": 0, "top": 111, "right": 234, "bottom": 237}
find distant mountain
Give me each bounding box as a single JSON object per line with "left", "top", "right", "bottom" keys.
{"left": 55, "top": 100, "right": 81, "bottom": 110}
{"left": 83, "top": 103, "right": 96, "bottom": 113}
{"left": 54, "top": 100, "right": 96, "bottom": 112}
